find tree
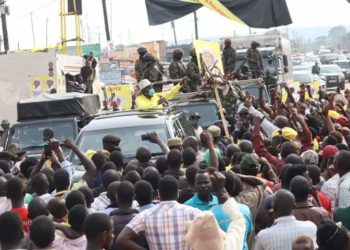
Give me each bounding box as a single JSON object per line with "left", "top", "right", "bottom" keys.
{"left": 328, "top": 26, "right": 347, "bottom": 49}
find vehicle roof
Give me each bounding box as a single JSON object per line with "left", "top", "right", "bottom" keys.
{"left": 320, "top": 64, "right": 340, "bottom": 68}
{"left": 83, "top": 110, "right": 179, "bottom": 132}
{"left": 333, "top": 60, "right": 350, "bottom": 62}
{"left": 293, "top": 70, "right": 311, "bottom": 75}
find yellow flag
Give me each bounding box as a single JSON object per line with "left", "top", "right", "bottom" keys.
{"left": 181, "top": 0, "right": 245, "bottom": 25}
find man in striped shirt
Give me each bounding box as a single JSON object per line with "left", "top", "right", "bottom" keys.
{"left": 253, "top": 189, "right": 317, "bottom": 250}
{"left": 117, "top": 175, "right": 201, "bottom": 250}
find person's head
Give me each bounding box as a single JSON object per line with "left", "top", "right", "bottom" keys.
{"left": 207, "top": 125, "right": 221, "bottom": 144}
{"left": 84, "top": 213, "right": 113, "bottom": 249}
{"left": 292, "top": 236, "right": 314, "bottom": 250}
{"left": 224, "top": 39, "right": 231, "bottom": 48}
{"left": 0, "top": 160, "right": 10, "bottom": 174}
{"left": 322, "top": 135, "right": 338, "bottom": 148}
{"left": 274, "top": 115, "right": 289, "bottom": 128}
{"left": 31, "top": 173, "right": 49, "bottom": 196}
{"left": 182, "top": 147, "right": 197, "bottom": 167}
{"left": 136, "top": 147, "right": 152, "bottom": 164}
{"left": 135, "top": 180, "right": 153, "bottom": 207}
{"left": 307, "top": 165, "right": 321, "bottom": 186}
{"left": 123, "top": 170, "right": 141, "bottom": 185}
{"left": 222, "top": 171, "right": 242, "bottom": 197}
{"left": 242, "top": 131, "right": 252, "bottom": 141}
{"left": 168, "top": 138, "right": 183, "bottom": 151}
{"left": 272, "top": 189, "right": 295, "bottom": 218}
{"left": 68, "top": 204, "right": 88, "bottom": 234}
{"left": 116, "top": 181, "right": 135, "bottom": 208}
{"left": 106, "top": 181, "right": 120, "bottom": 206}
{"left": 239, "top": 154, "right": 260, "bottom": 176}
{"left": 102, "top": 169, "right": 122, "bottom": 189}
{"left": 28, "top": 198, "right": 49, "bottom": 220}
{"left": 78, "top": 186, "right": 94, "bottom": 209}
{"left": 0, "top": 177, "right": 6, "bottom": 197}
{"left": 143, "top": 166, "right": 160, "bottom": 192}
{"left": 189, "top": 112, "right": 201, "bottom": 128}
{"left": 195, "top": 170, "right": 212, "bottom": 200}
{"left": 155, "top": 156, "right": 168, "bottom": 175}
{"left": 30, "top": 215, "right": 55, "bottom": 249}
{"left": 137, "top": 47, "right": 147, "bottom": 58}
{"left": 284, "top": 164, "right": 309, "bottom": 189}
{"left": 285, "top": 153, "right": 303, "bottom": 164}
{"left": 167, "top": 149, "right": 183, "bottom": 169}
{"left": 139, "top": 79, "right": 154, "bottom": 98}
{"left": 317, "top": 220, "right": 349, "bottom": 250}
{"left": 92, "top": 152, "right": 108, "bottom": 171}
{"left": 0, "top": 212, "right": 23, "bottom": 249}
{"left": 290, "top": 176, "right": 310, "bottom": 203}
{"left": 185, "top": 165, "right": 199, "bottom": 188}
{"left": 53, "top": 169, "right": 70, "bottom": 192}
{"left": 20, "top": 157, "right": 38, "bottom": 179}
{"left": 65, "top": 190, "right": 86, "bottom": 211}
{"left": 183, "top": 136, "right": 199, "bottom": 152}
{"left": 123, "top": 162, "right": 138, "bottom": 176}
{"left": 158, "top": 175, "right": 179, "bottom": 201}
{"left": 102, "top": 135, "right": 120, "bottom": 153}
{"left": 43, "top": 128, "right": 54, "bottom": 141}
{"left": 47, "top": 197, "right": 68, "bottom": 221}
{"left": 301, "top": 150, "right": 319, "bottom": 165}
{"left": 233, "top": 152, "right": 248, "bottom": 165}
{"left": 101, "top": 161, "right": 117, "bottom": 174}
{"left": 173, "top": 49, "right": 183, "bottom": 61}
{"left": 281, "top": 141, "right": 297, "bottom": 159}
{"left": 5, "top": 177, "right": 24, "bottom": 202}
{"left": 251, "top": 41, "right": 260, "bottom": 49}
{"left": 238, "top": 140, "right": 254, "bottom": 154}
{"left": 334, "top": 150, "right": 350, "bottom": 177}
{"left": 335, "top": 143, "right": 349, "bottom": 151}
{"left": 226, "top": 144, "right": 241, "bottom": 161}
{"left": 109, "top": 151, "right": 124, "bottom": 171}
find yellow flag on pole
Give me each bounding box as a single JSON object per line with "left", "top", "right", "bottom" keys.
{"left": 181, "top": 0, "right": 246, "bottom": 25}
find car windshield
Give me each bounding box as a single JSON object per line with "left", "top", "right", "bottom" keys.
{"left": 74, "top": 125, "right": 169, "bottom": 162}
{"left": 320, "top": 66, "right": 342, "bottom": 73}
{"left": 293, "top": 73, "right": 311, "bottom": 83}
{"left": 334, "top": 61, "right": 350, "bottom": 68}
{"left": 10, "top": 120, "right": 76, "bottom": 150}
{"left": 178, "top": 103, "right": 217, "bottom": 129}
{"left": 242, "top": 85, "right": 269, "bottom": 102}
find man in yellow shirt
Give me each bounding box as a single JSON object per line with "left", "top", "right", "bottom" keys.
{"left": 135, "top": 78, "right": 186, "bottom": 110}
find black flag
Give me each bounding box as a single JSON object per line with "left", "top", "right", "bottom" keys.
{"left": 145, "top": 0, "right": 292, "bottom": 28}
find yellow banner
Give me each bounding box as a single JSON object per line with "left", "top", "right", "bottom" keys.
{"left": 282, "top": 81, "right": 320, "bottom": 102}
{"left": 103, "top": 85, "right": 132, "bottom": 110}
{"left": 193, "top": 39, "right": 224, "bottom": 76}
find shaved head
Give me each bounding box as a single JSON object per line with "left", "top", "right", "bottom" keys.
{"left": 272, "top": 189, "right": 295, "bottom": 217}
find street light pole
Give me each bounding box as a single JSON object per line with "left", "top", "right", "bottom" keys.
{"left": 194, "top": 11, "right": 198, "bottom": 39}
{"left": 0, "top": 0, "right": 9, "bottom": 52}
{"left": 102, "top": 0, "right": 110, "bottom": 41}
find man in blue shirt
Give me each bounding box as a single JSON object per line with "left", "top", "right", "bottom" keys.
{"left": 184, "top": 169, "right": 219, "bottom": 211}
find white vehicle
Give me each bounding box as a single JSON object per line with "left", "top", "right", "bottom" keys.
{"left": 0, "top": 51, "right": 101, "bottom": 123}
{"left": 223, "top": 33, "right": 293, "bottom": 85}
{"left": 320, "top": 65, "right": 345, "bottom": 90}
{"left": 293, "top": 70, "right": 326, "bottom": 89}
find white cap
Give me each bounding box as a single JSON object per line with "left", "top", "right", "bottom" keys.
{"left": 138, "top": 79, "right": 152, "bottom": 90}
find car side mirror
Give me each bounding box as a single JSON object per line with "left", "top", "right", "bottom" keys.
{"left": 283, "top": 55, "right": 288, "bottom": 67}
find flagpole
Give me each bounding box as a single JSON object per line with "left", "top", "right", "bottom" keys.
{"left": 194, "top": 11, "right": 198, "bottom": 39}
{"left": 171, "top": 21, "right": 177, "bottom": 46}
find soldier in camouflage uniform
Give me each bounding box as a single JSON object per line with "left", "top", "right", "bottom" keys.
{"left": 222, "top": 39, "right": 236, "bottom": 75}
{"left": 246, "top": 41, "right": 264, "bottom": 79}
{"left": 135, "top": 47, "right": 147, "bottom": 82}
{"left": 141, "top": 53, "right": 164, "bottom": 92}
{"left": 169, "top": 49, "right": 190, "bottom": 93}
{"left": 186, "top": 49, "right": 201, "bottom": 92}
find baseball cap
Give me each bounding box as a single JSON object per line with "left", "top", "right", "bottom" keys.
{"left": 335, "top": 117, "right": 349, "bottom": 127}
{"left": 168, "top": 138, "right": 182, "bottom": 147}
{"left": 239, "top": 154, "right": 260, "bottom": 170}
{"left": 318, "top": 145, "right": 339, "bottom": 157}
{"left": 138, "top": 79, "right": 152, "bottom": 91}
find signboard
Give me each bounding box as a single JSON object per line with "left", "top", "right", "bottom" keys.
{"left": 103, "top": 85, "right": 132, "bottom": 110}
{"left": 56, "top": 44, "right": 101, "bottom": 59}
{"left": 193, "top": 40, "right": 224, "bottom": 76}
{"left": 29, "top": 76, "right": 57, "bottom": 96}
{"left": 100, "top": 62, "right": 124, "bottom": 85}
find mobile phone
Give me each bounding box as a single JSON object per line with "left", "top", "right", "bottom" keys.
{"left": 44, "top": 143, "right": 52, "bottom": 158}
{"left": 141, "top": 134, "right": 150, "bottom": 141}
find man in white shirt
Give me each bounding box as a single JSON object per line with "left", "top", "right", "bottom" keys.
{"left": 0, "top": 177, "right": 11, "bottom": 215}
{"left": 334, "top": 151, "right": 350, "bottom": 209}
{"left": 253, "top": 189, "right": 317, "bottom": 250}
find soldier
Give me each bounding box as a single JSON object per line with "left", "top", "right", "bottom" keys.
{"left": 246, "top": 41, "right": 264, "bottom": 79}
{"left": 186, "top": 49, "right": 201, "bottom": 92}
{"left": 141, "top": 53, "right": 164, "bottom": 91}
{"left": 222, "top": 39, "right": 236, "bottom": 75}
{"left": 169, "top": 49, "right": 187, "bottom": 79}
{"left": 135, "top": 47, "right": 147, "bottom": 82}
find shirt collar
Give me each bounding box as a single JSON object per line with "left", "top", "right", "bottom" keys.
{"left": 295, "top": 201, "right": 314, "bottom": 209}
{"left": 194, "top": 194, "right": 217, "bottom": 205}
{"left": 273, "top": 215, "right": 296, "bottom": 224}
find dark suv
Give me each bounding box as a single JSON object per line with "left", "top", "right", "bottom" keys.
{"left": 70, "top": 108, "right": 195, "bottom": 163}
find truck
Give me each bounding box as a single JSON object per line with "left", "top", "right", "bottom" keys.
{"left": 0, "top": 50, "right": 101, "bottom": 123}
{"left": 221, "top": 33, "right": 293, "bottom": 87}
{"left": 0, "top": 93, "right": 100, "bottom": 158}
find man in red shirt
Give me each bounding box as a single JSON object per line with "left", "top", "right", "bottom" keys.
{"left": 6, "top": 177, "right": 30, "bottom": 232}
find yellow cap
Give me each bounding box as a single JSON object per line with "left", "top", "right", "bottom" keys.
{"left": 272, "top": 127, "right": 298, "bottom": 141}
{"left": 329, "top": 110, "right": 344, "bottom": 120}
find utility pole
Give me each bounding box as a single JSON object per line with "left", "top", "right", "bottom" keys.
{"left": 102, "top": 0, "right": 110, "bottom": 41}
{"left": 171, "top": 21, "right": 177, "bottom": 46}
{"left": 30, "top": 12, "right": 35, "bottom": 48}
{"left": 194, "top": 11, "right": 198, "bottom": 39}
{"left": 0, "top": 0, "right": 9, "bottom": 52}
{"left": 110, "top": 1, "right": 112, "bottom": 42}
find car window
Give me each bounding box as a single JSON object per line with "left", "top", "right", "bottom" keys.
{"left": 320, "top": 66, "right": 342, "bottom": 73}
{"left": 242, "top": 85, "right": 269, "bottom": 102}
{"left": 172, "top": 118, "right": 185, "bottom": 139}
{"left": 74, "top": 125, "right": 169, "bottom": 161}
{"left": 293, "top": 73, "right": 311, "bottom": 83}
{"left": 177, "top": 114, "right": 196, "bottom": 138}
{"left": 178, "top": 103, "right": 217, "bottom": 129}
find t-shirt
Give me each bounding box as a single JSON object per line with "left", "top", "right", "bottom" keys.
{"left": 11, "top": 207, "right": 30, "bottom": 232}
{"left": 204, "top": 148, "right": 222, "bottom": 166}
